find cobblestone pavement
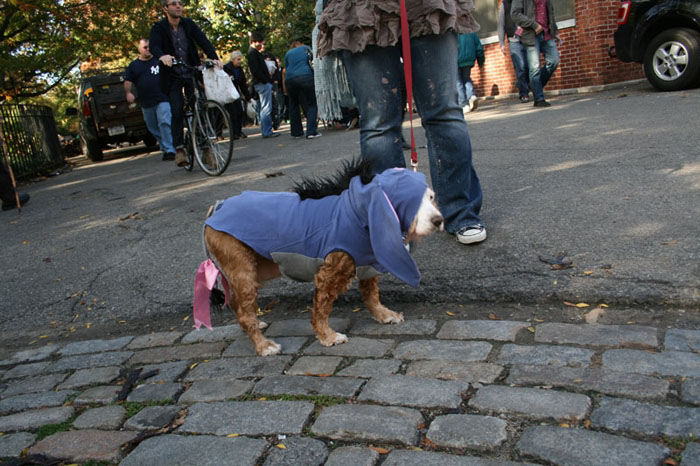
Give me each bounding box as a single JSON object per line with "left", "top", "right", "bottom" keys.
{"left": 0, "top": 315, "right": 698, "bottom": 465}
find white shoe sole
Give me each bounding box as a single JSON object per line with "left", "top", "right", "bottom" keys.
{"left": 457, "top": 229, "right": 487, "bottom": 244}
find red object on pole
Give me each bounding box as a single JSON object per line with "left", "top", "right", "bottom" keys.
{"left": 399, "top": 0, "right": 418, "bottom": 171}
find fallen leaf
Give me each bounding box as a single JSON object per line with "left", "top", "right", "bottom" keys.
{"left": 118, "top": 320, "right": 126, "bottom": 324}
{"left": 534, "top": 318, "right": 545, "bottom": 322}
{"left": 85, "top": 323, "right": 91, "bottom": 329}
{"left": 257, "top": 397, "right": 267, "bottom": 401}
{"left": 488, "top": 313, "right": 500, "bottom": 320}
{"left": 408, "top": 446, "right": 423, "bottom": 451}
{"left": 660, "top": 240, "right": 678, "bottom": 245}
{"left": 183, "top": 316, "right": 190, "bottom": 321}
{"left": 527, "top": 326, "right": 535, "bottom": 333}
{"left": 226, "top": 433, "right": 239, "bottom": 438}
{"left": 352, "top": 307, "right": 362, "bottom": 313}
{"left": 39, "top": 335, "right": 48, "bottom": 339}
{"left": 368, "top": 446, "right": 390, "bottom": 454}
{"left": 559, "top": 423, "right": 570, "bottom": 428}
{"left": 423, "top": 438, "right": 436, "bottom": 448}
{"left": 275, "top": 443, "right": 286, "bottom": 449}
{"left": 119, "top": 212, "right": 142, "bottom": 221}
{"left": 584, "top": 308, "right": 606, "bottom": 324}
{"left": 446, "top": 311, "right": 456, "bottom": 316}
{"left": 306, "top": 373, "right": 332, "bottom": 377}
{"left": 189, "top": 363, "right": 198, "bottom": 369}
{"left": 663, "top": 459, "right": 678, "bottom": 466}
{"left": 539, "top": 252, "right": 573, "bottom": 269}
{"left": 584, "top": 419, "right": 591, "bottom": 428}
{"left": 564, "top": 301, "right": 589, "bottom": 308}
{"left": 583, "top": 270, "right": 593, "bottom": 275}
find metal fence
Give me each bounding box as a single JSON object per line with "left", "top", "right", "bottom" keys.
{"left": 0, "top": 104, "right": 63, "bottom": 180}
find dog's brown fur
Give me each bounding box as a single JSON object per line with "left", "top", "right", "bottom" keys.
{"left": 205, "top": 225, "right": 407, "bottom": 356}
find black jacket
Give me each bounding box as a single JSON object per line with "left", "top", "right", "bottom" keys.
{"left": 149, "top": 17, "right": 218, "bottom": 89}
{"left": 223, "top": 62, "right": 251, "bottom": 101}
{"left": 247, "top": 46, "right": 271, "bottom": 85}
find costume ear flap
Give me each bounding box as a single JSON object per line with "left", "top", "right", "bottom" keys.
{"left": 367, "top": 189, "right": 421, "bottom": 287}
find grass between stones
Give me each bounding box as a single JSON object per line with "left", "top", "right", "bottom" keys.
{"left": 120, "top": 399, "right": 174, "bottom": 418}
{"left": 35, "top": 415, "right": 78, "bottom": 441}
{"left": 660, "top": 434, "right": 697, "bottom": 463}
{"left": 235, "top": 393, "right": 346, "bottom": 407}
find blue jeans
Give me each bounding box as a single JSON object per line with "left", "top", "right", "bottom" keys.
{"left": 525, "top": 34, "right": 560, "bottom": 102}
{"left": 341, "top": 33, "right": 483, "bottom": 233}
{"left": 254, "top": 82, "right": 274, "bottom": 136}
{"left": 285, "top": 74, "right": 319, "bottom": 137}
{"left": 509, "top": 40, "right": 530, "bottom": 99}
{"left": 141, "top": 101, "right": 175, "bottom": 154}
{"left": 456, "top": 66, "right": 474, "bottom": 107}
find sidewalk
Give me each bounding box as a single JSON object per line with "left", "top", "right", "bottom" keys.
{"left": 1, "top": 312, "right": 698, "bottom": 464}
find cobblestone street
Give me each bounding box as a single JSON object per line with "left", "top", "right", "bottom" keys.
{"left": 1, "top": 315, "right": 698, "bottom": 464}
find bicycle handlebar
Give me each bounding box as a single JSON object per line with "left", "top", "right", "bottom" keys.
{"left": 170, "top": 58, "right": 217, "bottom": 70}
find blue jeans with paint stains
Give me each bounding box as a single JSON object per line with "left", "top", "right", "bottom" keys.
{"left": 341, "top": 32, "right": 483, "bottom": 233}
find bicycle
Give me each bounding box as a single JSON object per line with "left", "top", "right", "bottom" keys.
{"left": 173, "top": 59, "right": 233, "bottom": 176}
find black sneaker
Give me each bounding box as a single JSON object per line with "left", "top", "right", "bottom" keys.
{"left": 519, "top": 96, "right": 530, "bottom": 103}
{"left": 162, "top": 152, "right": 175, "bottom": 161}
{"left": 2, "top": 193, "right": 30, "bottom": 211}
{"left": 534, "top": 100, "right": 551, "bottom": 107}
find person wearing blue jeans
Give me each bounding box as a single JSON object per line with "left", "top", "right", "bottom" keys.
{"left": 457, "top": 32, "right": 484, "bottom": 113}
{"left": 247, "top": 32, "right": 279, "bottom": 138}
{"left": 322, "top": 19, "right": 485, "bottom": 244}
{"left": 498, "top": 0, "right": 530, "bottom": 102}
{"left": 511, "top": 0, "right": 562, "bottom": 107}
{"left": 124, "top": 39, "right": 176, "bottom": 159}
{"left": 284, "top": 41, "right": 320, "bottom": 139}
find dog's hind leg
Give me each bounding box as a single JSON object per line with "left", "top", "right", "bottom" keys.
{"left": 359, "top": 276, "right": 404, "bottom": 324}
{"left": 205, "top": 227, "right": 281, "bottom": 356}
{"left": 312, "top": 252, "right": 355, "bottom": 346}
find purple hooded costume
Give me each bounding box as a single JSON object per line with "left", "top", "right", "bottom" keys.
{"left": 205, "top": 168, "right": 428, "bottom": 287}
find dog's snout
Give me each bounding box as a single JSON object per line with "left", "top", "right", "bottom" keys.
{"left": 432, "top": 215, "right": 444, "bottom": 230}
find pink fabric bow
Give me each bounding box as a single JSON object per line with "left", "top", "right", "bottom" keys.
{"left": 192, "top": 259, "right": 230, "bottom": 330}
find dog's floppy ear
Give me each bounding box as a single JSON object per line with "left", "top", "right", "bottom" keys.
{"left": 367, "top": 188, "right": 421, "bottom": 287}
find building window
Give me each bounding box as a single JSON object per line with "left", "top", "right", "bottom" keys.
{"left": 473, "top": 0, "right": 576, "bottom": 39}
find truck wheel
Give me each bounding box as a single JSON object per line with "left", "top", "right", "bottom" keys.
{"left": 643, "top": 28, "right": 700, "bottom": 91}
{"left": 81, "top": 135, "right": 104, "bottom": 162}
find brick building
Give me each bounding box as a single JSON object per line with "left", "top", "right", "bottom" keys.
{"left": 471, "top": 0, "right": 645, "bottom": 99}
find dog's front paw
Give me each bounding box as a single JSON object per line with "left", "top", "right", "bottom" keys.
{"left": 372, "top": 307, "right": 405, "bottom": 324}
{"left": 319, "top": 332, "right": 348, "bottom": 347}
{"left": 256, "top": 339, "right": 282, "bottom": 356}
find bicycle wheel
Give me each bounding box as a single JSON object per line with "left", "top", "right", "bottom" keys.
{"left": 192, "top": 100, "right": 233, "bottom": 176}
{"left": 183, "top": 127, "right": 194, "bottom": 171}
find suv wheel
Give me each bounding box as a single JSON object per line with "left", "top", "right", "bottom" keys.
{"left": 643, "top": 28, "right": 700, "bottom": 91}
{"left": 81, "top": 135, "right": 104, "bottom": 162}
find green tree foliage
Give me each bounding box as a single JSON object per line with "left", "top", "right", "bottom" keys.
{"left": 3, "top": 0, "right": 316, "bottom": 107}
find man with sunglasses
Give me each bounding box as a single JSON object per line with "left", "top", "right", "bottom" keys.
{"left": 149, "top": 0, "right": 222, "bottom": 166}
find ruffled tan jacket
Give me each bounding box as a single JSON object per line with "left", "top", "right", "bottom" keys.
{"left": 317, "top": 0, "right": 480, "bottom": 57}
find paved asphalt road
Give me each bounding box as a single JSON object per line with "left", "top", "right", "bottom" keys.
{"left": 1, "top": 80, "right": 698, "bottom": 348}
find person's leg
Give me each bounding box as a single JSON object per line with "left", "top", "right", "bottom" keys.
{"left": 141, "top": 106, "right": 161, "bottom": 142}
{"left": 525, "top": 37, "right": 545, "bottom": 103}
{"left": 456, "top": 66, "right": 468, "bottom": 107}
{"left": 255, "top": 83, "right": 274, "bottom": 136}
{"left": 299, "top": 74, "right": 319, "bottom": 136}
{"left": 341, "top": 45, "right": 405, "bottom": 173}
{"left": 410, "top": 32, "right": 484, "bottom": 234}
{"left": 286, "top": 77, "right": 304, "bottom": 137}
{"left": 539, "top": 38, "right": 560, "bottom": 89}
{"left": 155, "top": 101, "right": 175, "bottom": 154}
{"left": 168, "top": 77, "right": 186, "bottom": 149}
{"left": 465, "top": 66, "right": 475, "bottom": 100}
{"left": 231, "top": 100, "right": 244, "bottom": 137}
{"left": 0, "top": 161, "right": 16, "bottom": 205}
{"left": 509, "top": 40, "right": 530, "bottom": 99}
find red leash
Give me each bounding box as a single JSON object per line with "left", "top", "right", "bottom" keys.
{"left": 399, "top": 0, "right": 418, "bottom": 171}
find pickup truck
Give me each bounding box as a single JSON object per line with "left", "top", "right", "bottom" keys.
{"left": 75, "top": 71, "right": 157, "bottom": 161}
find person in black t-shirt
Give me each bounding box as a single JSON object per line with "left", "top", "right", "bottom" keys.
{"left": 125, "top": 39, "right": 176, "bottom": 160}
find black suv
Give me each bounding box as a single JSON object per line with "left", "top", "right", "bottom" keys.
{"left": 73, "top": 71, "right": 157, "bottom": 161}
{"left": 613, "top": 0, "right": 700, "bottom": 91}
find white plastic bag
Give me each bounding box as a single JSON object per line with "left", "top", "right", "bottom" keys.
{"left": 202, "top": 67, "right": 240, "bottom": 104}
